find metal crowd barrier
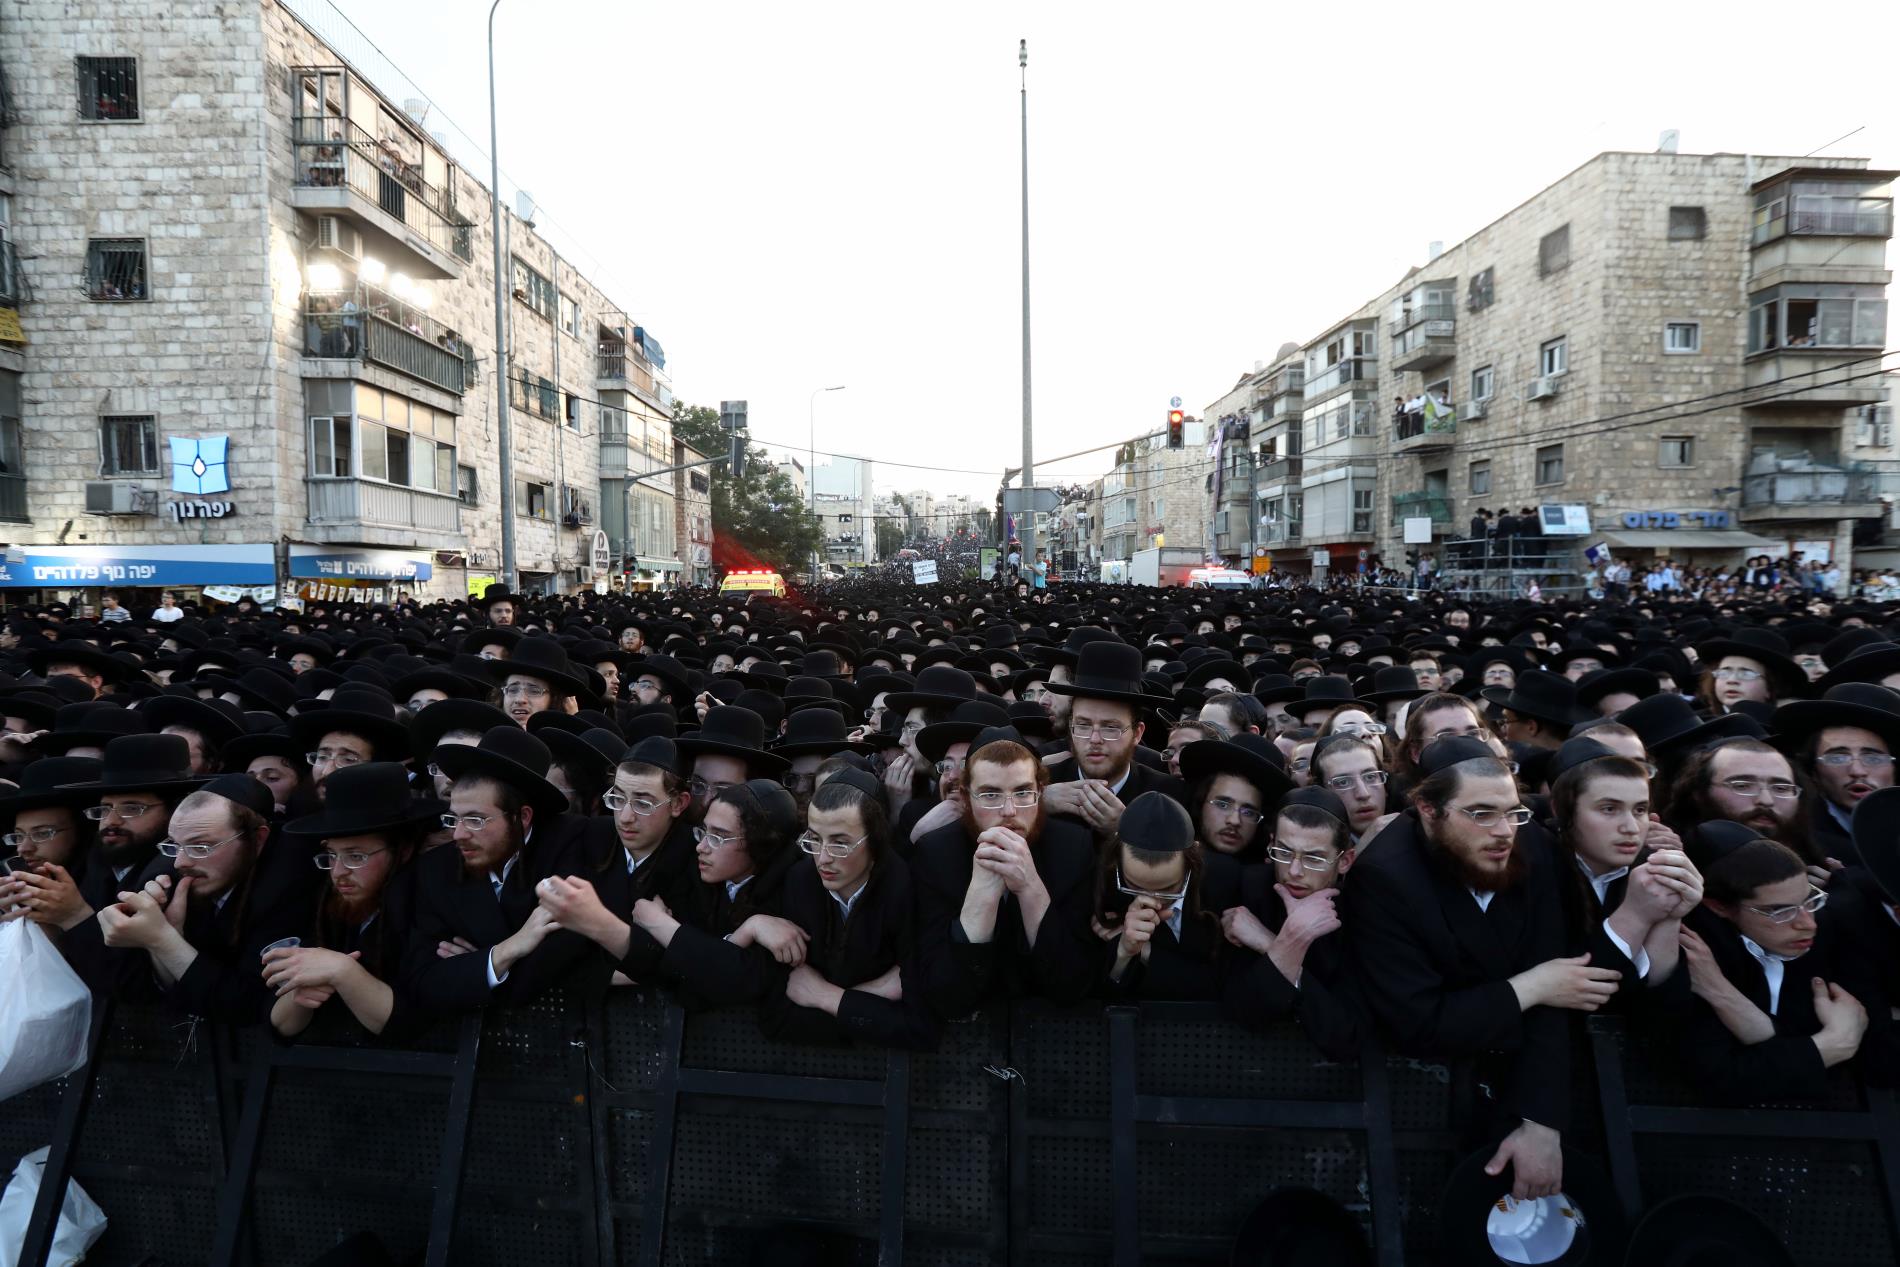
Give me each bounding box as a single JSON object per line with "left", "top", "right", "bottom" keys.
{"left": 6, "top": 996, "right": 1899, "bottom": 1266}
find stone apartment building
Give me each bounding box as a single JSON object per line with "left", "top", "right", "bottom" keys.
{"left": 0, "top": 0, "right": 685, "bottom": 604}
{"left": 1208, "top": 149, "right": 1893, "bottom": 582}
{"left": 1092, "top": 421, "right": 1214, "bottom": 564}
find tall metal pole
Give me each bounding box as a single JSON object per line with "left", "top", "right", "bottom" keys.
{"left": 487, "top": 0, "right": 516, "bottom": 590}
{"left": 1018, "top": 40, "right": 1036, "bottom": 573}
{"left": 808, "top": 384, "right": 844, "bottom": 581}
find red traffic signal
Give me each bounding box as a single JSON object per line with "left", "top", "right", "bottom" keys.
{"left": 1167, "top": 409, "right": 1185, "bottom": 449}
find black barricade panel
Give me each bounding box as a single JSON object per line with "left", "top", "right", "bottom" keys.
{"left": 0, "top": 1079, "right": 65, "bottom": 1180}
{"left": 1135, "top": 1128, "right": 1370, "bottom": 1256}
{"left": 1132, "top": 1007, "right": 1361, "bottom": 1103}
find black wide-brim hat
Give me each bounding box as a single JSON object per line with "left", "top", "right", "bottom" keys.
{"left": 57, "top": 733, "right": 211, "bottom": 796}
{"left": 282, "top": 761, "right": 441, "bottom": 838}
{"left": 139, "top": 693, "right": 247, "bottom": 748}
{"left": 220, "top": 729, "right": 307, "bottom": 774}
{"left": 774, "top": 707, "right": 876, "bottom": 759}
{"left": 1694, "top": 629, "right": 1808, "bottom": 697}
{"left": 391, "top": 665, "right": 492, "bottom": 704}
{"left": 27, "top": 639, "right": 129, "bottom": 683}
{"left": 490, "top": 635, "right": 590, "bottom": 697}
{"left": 1575, "top": 668, "right": 1659, "bottom": 712}
{"left": 539, "top": 726, "right": 629, "bottom": 780}
{"left": 1439, "top": 1144, "right": 1626, "bottom": 1266}
{"left": 1229, "top": 1186, "right": 1372, "bottom": 1267}
{"left": 431, "top": 726, "right": 570, "bottom": 816}
{"left": 0, "top": 689, "right": 61, "bottom": 731}
{"left": 1620, "top": 1194, "right": 1796, "bottom": 1267}
{"left": 917, "top": 700, "right": 1012, "bottom": 763}
{"left": 674, "top": 705, "right": 790, "bottom": 774}
{"left": 1481, "top": 669, "right": 1592, "bottom": 728}
{"left": 1618, "top": 692, "right": 1760, "bottom": 757}
{"left": 1772, "top": 682, "right": 1900, "bottom": 750}
{"left": 287, "top": 688, "right": 412, "bottom": 759}
{"left": 629, "top": 654, "right": 692, "bottom": 702}
{"left": 0, "top": 756, "right": 105, "bottom": 820}
{"left": 410, "top": 699, "right": 512, "bottom": 760}
{"left": 1282, "top": 677, "right": 1376, "bottom": 721}
{"left": 1816, "top": 642, "right": 1900, "bottom": 693}
{"left": 1851, "top": 785, "right": 1900, "bottom": 906}
{"left": 1045, "top": 642, "right": 1150, "bottom": 707}
{"left": 1180, "top": 732, "right": 1296, "bottom": 803}
{"left": 883, "top": 665, "right": 980, "bottom": 714}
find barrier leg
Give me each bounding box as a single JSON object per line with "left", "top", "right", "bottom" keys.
{"left": 1107, "top": 1007, "right": 1139, "bottom": 1267}
{"left": 18, "top": 999, "right": 113, "bottom": 1267}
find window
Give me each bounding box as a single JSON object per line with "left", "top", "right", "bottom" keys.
{"left": 99, "top": 414, "right": 158, "bottom": 476}
{"left": 1469, "top": 461, "right": 1491, "bottom": 495}
{"left": 1747, "top": 284, "right": 1887, "bottom": 353}
{"left": 1467, "top": 266, "right": 1495, "bottom": 312}
{"left": 1538, "top": 225, "right": 1570, "bottom": 277}
{"left": 1658, "top": 436, "right": 1695, "bottom": 467}
{"left": 559, "top": 293, "right": 583, "bottom": 338}
{"left": 1352, "top": 489, "right": 1373, "bottom": 512}
{"left": 352, "top": 386, "right": 456, "bottom": 490}
{"left": 1471, "top": 365, "right": 1495, "bottom": 401}
{"left": 457, "top": 463, "right": 479, "bottom": 505}
{"left": 1535, "top": 443, "right": 1565, "bottom": 486}
{"left": 309, "top": 415, "right": 353, "bottom": 478}
{"left": 76, "top": 57, "right": 139, "bottom": 121}
{"left": 563, "top": 392, "right": 581, "bottom": 431}
{"left": 517, "top": 479, "right": 552, "bottom": 521}
{"left": 1668, "top": 206, "right": 1707, "bottom": 241}
{"left": 1540, "top": 336, "right": 1568, "bottom": 377}
{"left": 86, "top": 238, "right": 147, "bottom": 300}
{"left": 1664, "top": 322, "right": 1701, "bottom": 354}
{"left": 511, "top": 258, "right": 555, "bottom": 320}
{"left": 537, "top": 376, "right": 558, "bottom": 420}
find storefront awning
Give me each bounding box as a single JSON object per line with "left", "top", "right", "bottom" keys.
{"left": 0, "top": 544, "right": 275, "bottom": 588}
{"left": 288, "top": 545, "right": 433, "bottom": 582}
{"left": 1601, "top": 530, "right": 1784, "bottom": 550}
{"left": 634, "top": 556, "right": 683, "bottom": 571}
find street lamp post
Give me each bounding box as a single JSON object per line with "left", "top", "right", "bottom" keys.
{"left": 809, "top": 384, "right": 845, "bottom": 581}
{"left": 487, "top": 0, "right": 516, "bottom": 590}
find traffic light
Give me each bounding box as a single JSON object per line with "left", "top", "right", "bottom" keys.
{"left": 1167, "top": 409, "right": 1185, "bottom": 449}
{"left": 729, "top": 434, "right": 746, "bottom": 478}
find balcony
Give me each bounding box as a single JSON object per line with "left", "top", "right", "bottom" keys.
{"left": 1744, "top": 351, "right": 1887, "bottom": 409}
{"left": 1390, "top": 305, "right": 1457, "bottom": 371}
{"left": 304, "top": 303, "right": 467, "bottom": 396}
{"left": 1738, "top": 465, "right": 1884, "bottom": 524}
{"left": 1302, "top": 358, "right": 1374, "bottom": 403}
{"left": 1391, "top": 491, "right": 1454, "bottom": 527}
{"left": 1394, "top": 398, "right": 1457, "bottom": 454}
{"left": 0, "top": 473, "right": 26, "bottom": 523}
{"left": 1261, "top": 519, "right": 1302, "bottom": 546}
{"left": 306, "top": 477, "right": 461, "bottom": 543}
{"left": 1257, "top": 456, "right": 1302, "bottom": 488}
{"left": 291, "top": 115, "right": 473, "bottom": 279}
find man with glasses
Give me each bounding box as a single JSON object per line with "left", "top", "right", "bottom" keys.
{"left": 1665, "top": 738, "right": 1826, "bottom": 883}
{"left": 0, "top": 756, "right": 101, "bottom": 937}
{"left": 1098, "top": 792, "right": 1223, "bottom": 999}
{"left": 1769, "top": 683, "right": 1900, "bottom": 868}
{"left": 1041, "top": 643, "right": 1189, "bottom": 838}
{"left": 491, "top": 636, "right": 590, "bottom": 728}
{"left": 1349, "top": 739, "right": 1621, "bottom": 1204}
{"left": 1220, "top": 787, "right": 1365, "bottom": 1061}
{"left": 98, "top": 775, "right": 314, "bottom": 1023}
{"left": 911, "top": 733, "right": 1097, "bottom": 1017}
{"left": 1309, "top": 734, "right": 1392, "bottom": 841}
{"left": 287, "top": 687, "right": 410, "bottom": 800}
{"left": 901, "top": 699, "right": 1010, "bottom": 843}
{"left": 626, "top": 655, "right": 689, "bottom": 715}
{"left": 673, "top": 705, "right": 790, "bottom": 827}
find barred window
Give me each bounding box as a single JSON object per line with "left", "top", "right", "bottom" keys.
{"left": 511, "top": 258, "right": 555, "bottom": 320}
{"left": 77, "top": 57, "right": 139, "bottom": 121}
{"left": 100, "top": 414, "right": 158, "bottom": 476}
{"left": 458, "top": 464, "right": 479, "bottom": 505}
{"left": 1538, "top": 225, "right": 1570, "bottom": 277}
{"left": 86, "top": 238, "right": 147, "bottom": 301}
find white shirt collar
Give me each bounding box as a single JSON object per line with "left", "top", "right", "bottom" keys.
{"left": 1740, "top": 934, "right": 1794, "bottom": 1015}
{"left": 625, "top": 847, "right": 647, "bottom": 875}
{"left": 830, "top": 875, "right": 871, "bottom": 921}
{"left": 1469, "top": 888, "right": 1496, "bottom": 912}
{"left": 725, "top": 875, "right": 753, "bottom": 903}
{"left": 1826, "top": 799, "right": 1854, "bottom": 834}
{"left": 487, "top": 853, "right": 519, "bottom": 892}
{"left": 1107, "top": 765, "right": 1133, "bottom": 798}
{"left": 1576, "top": 857, "right": 1630, "bottom": 906}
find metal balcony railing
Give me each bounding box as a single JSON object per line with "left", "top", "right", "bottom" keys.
{"left": 1393, "top": 301, "right": 1457, "bottom": 330}
{"left": 1741, "top": 469, "right": 1877, "bottom": 507}
{"left": 305, "top": 292, "right": 468, "bottom": 396}
{"left": 1391, "top": 492, "right": 1453, "bottom": 525}
{"left": 292, "top": 115, "right": 475, "bottom": 261}
{"left": 1394, "top": 402, "right": 1456, "bottom": 442}
{"left": 1257, "top": 457, "right": 1302, "bottom": 484}
{"left": 1791, "top": 208, "right": 1893, "bottom": 237}
{"left": 0, "top": 241, "right": 21, "bottom": 307}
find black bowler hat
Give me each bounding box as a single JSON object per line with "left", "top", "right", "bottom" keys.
{"left": 1229, "top": 1186, "right": 1372, "bottom": 1267}
{"left": 1482, "top": 670, "right": 1591, "bottom": 728}
{"left": 0, "top": 756, "right": 104, "bottom": 821}
{"left": 490, "top": 636, "right": 589, "bottom": 697}
{"left": 1179, "top": 733, "right": 1295, "bottom": 806}
{"left": 1438, "top": 1144, "right": 1625, "bottom": 1266}
{"left": 58, "top": 733, "right": 209, "bottom": 795}
{"left": 776, "top": 707, "right": 877, "bottom": 759}
{"left": 1618, "top": 693, "right": 1758, "bottom": 758}
{"left": 38, "top": 703, "right": 149, "bottom": 755}
{"left": 1046, "top": 642, "right": 1150, "bottom": 707}
{"left": 431, "top": 726, "right": 568, "bottom": 815}
{"left": 883, "top": 665, "right": 979, "bottom": 713}
{"left": 288, "top": 687, "right": 411, "bottom": 759}
{"left": 1772, "top": 682, "right": 1900, "bottom": 751}
{"left": 674, "top": 706, "right": 789, "bottom": 775}
{"left": 1117, "top": 791, "right": 1195, "bottom": 854}
{"left": 1620, "top": 1194, "right": 1795, "bottom": 1267}
{"left": 1282, "top": 677, "right": 1374, "bottom": 722}
{"left": 139, "top": 693, "right": 246, "bottom": 748}
{"left": 916, "top": 700, "right": 1012, "bottom": 763}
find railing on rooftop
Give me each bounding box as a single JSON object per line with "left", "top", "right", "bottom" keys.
{"left": 292, "top": 114, "right": 475, "bottom": 262}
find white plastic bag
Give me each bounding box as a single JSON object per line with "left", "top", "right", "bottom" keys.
{"left": 0, "top": 1146, "right": 107, "bottom": 1267}
{"left": 0, "top": 921, "right": 92, "bottom": 1103}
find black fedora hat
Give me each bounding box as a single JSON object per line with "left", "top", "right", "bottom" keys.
{"left": 282, "top": 762, "right": 440, "bottom": 839}
{"left": 1046, "top": 642, "right": 1150, "bottom": 707}
{"left": 1852, "top": 785, "right": 1900, "bottom": 906}
{"left": 39, "top": 702, "right": 150, "bottom": 755}
{"left": 1574, "top": 668, "right": 1659, "bottom": 714}
{"left": 1618, "top": 692, "right": 1758, "bottom": 758}
{"left": 0, "top": 756, "right": 105, "bottom": 820}
{"left": 1482, "top": 670, "right": 1591, "bottom": 728}
{"left": 58, "top": 733, "right": 209, "bottom": 795}
{"left": 1179, "top": 733, "right": 1295, "bottom": 806}
{"left": 490, "top": 635, "right": 590, "bottom": 697}
{"left": 883, "top": 665, "right": 979, "bottom": 714}
{"left": 1182, "top": 657, "right": 1250, "bottom": 693}
{"left": 1694, "top": 627, "right": 1807, "bottom": 696}
{"left": 1815, "top": 641, "right": 1900, "bottom": 693}
{"left": 139, "top": 693, "right": 246, "bottom": 748}
{"left": 27, "top": 639, "right": 129, "bottom": 683}
{"left": 411, "top": 699, "right": 512, "bottom": 761}
{"left": 287, "top": 687, "right": 411, "bottom": 759}
{"left": 629, "top": 654, "right": 692, "bottom": 702}
{"left": 1282, "top": 677, "right": 1374, "bottom": 722}
{"left": 1229, "top": 1186, "right": 1372, "bottom": 1267}
{"left": 431, "top": 726, "right": 569, "bottom": 815}
{"left": 1620, "top": 1194, "right": 1796, "bottom": 1267}
{"left": 674, "top": 705, "right": 790, "bottom": 775}
{"left": 776, "top": 707, "right": 877, "bottom": 759}
{"left": 1771, "top": 682, "right": 1900, "bottom": 751}
{"left": 1360, "top": 665, "right": 1429, "bottom": 704}
{"left": 916, "top": 700, "right": 1012, "bottom": 763}
{"left": 1439, "top": 1144, "right": 1626, "bottom": 1266}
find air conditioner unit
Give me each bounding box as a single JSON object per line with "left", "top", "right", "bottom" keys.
{"left": 1527, "top": 376, "right": 1561, "bottom": 401}
{"left": 84, "top": 482, "right": 147, "bottom": 515}
{"left": 315, "top": 216, "right": 361, "bottom": 259}
{"left": 1466, "top": 399, "right": 1489, "bottom": 421}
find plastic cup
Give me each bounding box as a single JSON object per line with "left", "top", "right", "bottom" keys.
{"left": 260, "top": 936, "right": 301, "bottom": 961}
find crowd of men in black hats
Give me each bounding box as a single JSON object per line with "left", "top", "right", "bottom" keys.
{"left": 2, "top": 572, "right": 1897, "bottom": 1229}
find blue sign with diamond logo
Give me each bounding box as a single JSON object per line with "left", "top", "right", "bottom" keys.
{"left": 170, "top": 436, "right": 230, "bottom": 495}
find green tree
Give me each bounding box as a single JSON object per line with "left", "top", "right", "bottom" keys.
{"left": 673, "top": 403, "right": 822, "bottom": 575}
{"left": 875, "top": 519, "right": 905, "bottom": 559}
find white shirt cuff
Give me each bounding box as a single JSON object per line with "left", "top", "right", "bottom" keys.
{"left": 486, "top": 949, "right": 509, "bottom": 988}
{"left": 1602, "top": 921, "right": 1650, "bottom": 979}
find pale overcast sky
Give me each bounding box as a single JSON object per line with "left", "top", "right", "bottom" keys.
{"left": 312, "top": 0, "right": 1899, "bottom": 498}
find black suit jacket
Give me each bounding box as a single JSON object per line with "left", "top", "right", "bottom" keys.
{"left": 399, "top": 817, "right": 603, "bottom": 1017}
{"left": 1823, "top": 871, "right": 1899, "bottom": 1086}
{"left": 760, "top": 854, "right": 938, "bottom": 1050}
{"left": 1346, "top": 812, "right": 1572, "bottom": 1132}
{"left": 1808, "top": 800, "right": 1860, "bottom": 869}
{"left": 164, "top": 830, "right": 322, "bottom": 1024}
{"left": 908, "top": 814, "right": 1099, "bottom": 1018}
{"left": 61, "top": 844, "right": 168, "bottom": 998}
{"left": 1044, "top": 756, "right": 1191, "bottom": 824}
{"left": 638, "top": 848, "right": 799, "bottom": 1009}
{"left": 1221, "top": 863, "right": 1364, "bottom": 1063}
{"left": 1674, "top": 906, "right": 1831, "bottom": 1104}
{"left": 596, "top": 818, "right": 703, "bottom": 981}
